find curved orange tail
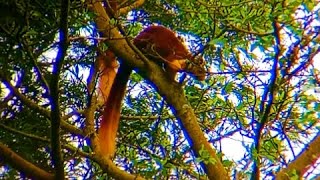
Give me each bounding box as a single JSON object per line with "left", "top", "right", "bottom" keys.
{"left": 97, "top": 25, "right": 206, "bottom": 158}
{"left": 98, "top": 63, "right": 132, "bottom": 157}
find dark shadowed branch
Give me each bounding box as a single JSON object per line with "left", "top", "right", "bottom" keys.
{"left": 49, "top": 0, "right": 70, "bottom": 178}
{"left": 0, "top": 142, "right": 54, "bottom": 180}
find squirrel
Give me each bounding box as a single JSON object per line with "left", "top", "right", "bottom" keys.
{"left": 97, "top": 25, "right": 206, "bottom": 157}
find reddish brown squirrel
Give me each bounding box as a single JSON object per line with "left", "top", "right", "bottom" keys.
{"left": 98, "top": 25, "right": 206, "bottom": 157}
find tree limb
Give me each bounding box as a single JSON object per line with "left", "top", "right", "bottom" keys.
{"left": 0, "top": 72, "right": 86, "bottom": 139}
{"left": 253, "top": 20, "right": 282, "bottom": 179}
{"left": 276, "top": 133, "right": 320, "bottom": 179}
{"left": 88, "top": 1, "right": 228, "bottom": 179}
{"left": 49, "top": 0, "right": 69, "bottom": 178}
{"left": 0, "top": 123, "right": 91, "bottom": 160}
{"left": 82, "top": 36, "right": 145, "bottom": 179}
{"left": 119, "top": 0, "right": 145, "bottom": 15}
{"left": 0, "top": 142, "right": 54, "bottom": 180}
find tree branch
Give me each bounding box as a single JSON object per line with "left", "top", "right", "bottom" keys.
{"left": 253, "top": 20, "right": 281, "bottom": 179}
{"left": 276, "top": 133, "right": 320, "bottom": 179}
{"left": 119, "top": 0, "right": 145, "bottom": 15}
{"left": 0, "top": 123, "right": 91, "bottom": 160}
{"left": 0, "top": 72, "right": 86, "bottom": 139}
{"left": 88, "top": 1, "right": 228, "bottom": 179}
{"left": 21, "top": 39, "right": 51, "bottom": 95}
{"left": 49, "top": 0, "right": 69, "bottom": 178}
{"left": 0, "top": 73, "right": 50, "bottom": 117}
{"left": 81, "top": 29, "right": 145, "bottom": 179}
{"left": 0, "top": 142, "right": 54, "bottom": 180}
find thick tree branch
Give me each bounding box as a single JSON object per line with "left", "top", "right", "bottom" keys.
{"left": 276, "top": 134, "right": 320, "bottom": 179}
{"left": 49, "top": 0, "right": 69, "bottom": 178}
{"left": 119, "top": 0, "right": 145, "bottom": 15}
{"left": 61, "top": 110, "right": 87, "bottom": 138}
{"left": 92, "top": 154, "right": 144, "bottom": 179}
{"left": 0, "top": 142, "right": 54, "bottom": 180}
{"left": 89, "top": 1, "right": 228, "bottom": 179}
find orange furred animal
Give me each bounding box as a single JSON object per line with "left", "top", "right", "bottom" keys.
{"left": 98, "top": 26, "right": 206, "bottom": 157}
{"left": 97, "top": 50, "right": 118, "bottom": 103}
